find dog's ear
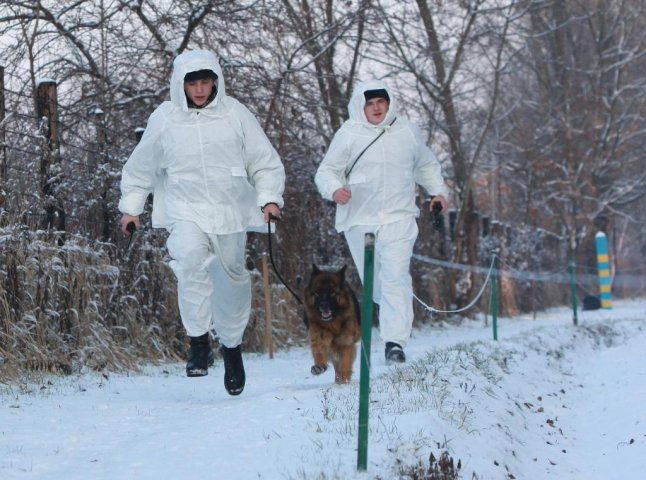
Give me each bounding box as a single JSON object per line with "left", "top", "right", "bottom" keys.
{"left": 338, "top": 264, "right": 347, "bottom": 280}
{"left": 312, "top": 263, "right": 320, "bottom": 274}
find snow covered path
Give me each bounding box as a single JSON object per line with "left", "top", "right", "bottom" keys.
{"left": 539, "top": 330, "right": 645, "bottom": 479}
{"left": 1, "top": 300, "right": 645, "bottom": 479}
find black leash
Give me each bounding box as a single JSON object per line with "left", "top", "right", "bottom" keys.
{"left": 117, "top": 221, "right": 138, "bottom": 253}
{"left": 267, "top": 214, "right": 303, "bottom": 305}
{"left": 125, "top": 221, "right": 137, "bottom": 249}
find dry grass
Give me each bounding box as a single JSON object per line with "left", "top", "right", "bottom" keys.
{"left": 0, "top": 228, "right": 306, "bottom": 382}
{"left": 396, "top": 450, "right": 463, "bottom": 480}
{"left": 0, "top": 218, "right": 587, "bottom": 383}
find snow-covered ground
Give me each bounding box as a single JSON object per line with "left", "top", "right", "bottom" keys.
{"left": 1, "top": 299, "right": 644, "bottom": 480}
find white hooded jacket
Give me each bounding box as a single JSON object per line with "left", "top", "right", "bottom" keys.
{"left": 119, "top": 50, "right": 285, "bottom": 234}
{"left": 314, "top": 80, "right": 448, "bottom": 232}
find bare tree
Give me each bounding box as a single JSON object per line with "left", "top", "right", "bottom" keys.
{"left": 372, "top": 0, "right": 518, "bottom": 307}
{"left": 256, "top": 0, "right": 372, "bottom": 141}
{"left": 0, "top": 0, "right": 243, "bottom": 238}
{"left": 494, "top": 0, "right": 646, "bottom": 274}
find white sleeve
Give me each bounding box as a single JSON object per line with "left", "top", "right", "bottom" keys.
{"left": 411, "top": 123, "right": 449, "bottom": 198}
{"left": 118, "top": 107, "right": 165, "bottom": 216}
{"left": 236, "top": 103, "right": 285, "bottom": 208}
{"left": 314, "top": 126, "right": 351, "bottom": 201}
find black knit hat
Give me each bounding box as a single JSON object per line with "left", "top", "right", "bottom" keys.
{"left": 364, "top": 88, "right": 390, "bottom": 102}
{"left": 184, "top": 69, "right": 218, "bottom": 83}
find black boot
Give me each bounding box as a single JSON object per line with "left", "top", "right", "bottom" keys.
{"left": 385, "top": 342, "right": 406, "bottom": 365}
{"left": 221, "top": 345, "right": 245, "bottom": 396}
{"left": 186, "top": 333, "right": 214, "bottom": 377}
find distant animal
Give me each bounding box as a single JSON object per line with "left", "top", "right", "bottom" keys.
{"left": 303, "top": 264, "right": 361, "bottom": 384}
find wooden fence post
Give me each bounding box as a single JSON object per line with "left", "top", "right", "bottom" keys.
{"left": 36, "top": 79, "right": 65, "bottom": 234}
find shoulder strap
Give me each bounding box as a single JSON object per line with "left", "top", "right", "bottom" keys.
{"left": 345, "top": 117, "right": 397, "bottom": 178}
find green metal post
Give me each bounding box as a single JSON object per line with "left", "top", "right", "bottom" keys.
{"left": 491, "top": 253, "right": 498, "bottom": 341}
{"left": 357, "top": 233, "right": 375, "bottom": 471}
{"left": 569, "top": 261, "right": 578, "bottom": 326}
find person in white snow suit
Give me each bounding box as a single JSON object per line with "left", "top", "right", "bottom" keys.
{"left": 315, "top": 80, "right": 448, "bottom": 364}
{"left": 118, "top": 50, "right": 285, "bottom": 395}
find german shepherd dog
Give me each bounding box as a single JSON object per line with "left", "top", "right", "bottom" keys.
{"left": 304, "top": 264, "right": 361, "bottom": 384}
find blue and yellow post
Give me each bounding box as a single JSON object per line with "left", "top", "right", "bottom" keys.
{"left": 595, "top": 232, "right": 612, "bottom": 309}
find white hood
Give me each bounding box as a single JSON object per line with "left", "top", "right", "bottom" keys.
{"left": 315, "top": 79, "right": 448, "bottom": 232}
{"left": 347, "top": 80, "right": 398, "bottom": 127}
{"left": 119, "top": 50, "right": 285, "bottom": 234}
{"left": 169, "top": 50, "right": 226, "bottom": 111}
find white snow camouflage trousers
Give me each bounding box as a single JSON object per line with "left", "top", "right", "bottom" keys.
{"left": 344, "top": 216, "right": 418, "bottom": 348}
{"left": 166, "top": 221, "right": 250, "bottom": 347}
